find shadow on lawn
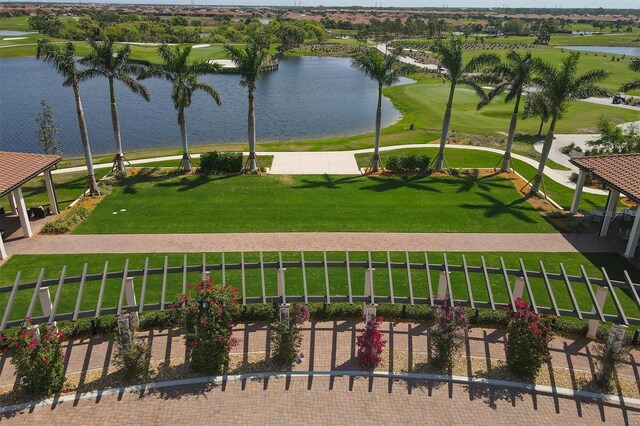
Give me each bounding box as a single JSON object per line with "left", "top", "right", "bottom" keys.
{"left": 294, "top": 174, "right": 362, "bottom": 190}
{"left": 460, "top": 193, "right": 539, "bottom": 224}
{"left": 358, "top": 176, "right": 443, "bottom": 193}
{"left": 452, "top": 171, "right": 513, "bottom": 193}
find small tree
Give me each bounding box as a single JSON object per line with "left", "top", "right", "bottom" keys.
{"left": 35, "top": 100, "right": 61, "bottom": 155}
{"left": 429, "top": 303, "right": 468, "bottom": 371}
{"left": 356, "top": 316, "right": 386, "bottom": 369}
{"left": 270, "top": 304, "right": 309, "bottom": 367}
{"left": 171, "top": 279, "right": 240, "bottom": 375}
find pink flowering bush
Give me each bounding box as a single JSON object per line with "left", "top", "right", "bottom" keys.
{"left": 505, "top": 298, "right": 554, "bottom": 381}
{"left": 356, "top": 316, "right": 386, "bottom": 369}
{"left": 429, "top": 303, "right": 468, "bottom": 371}
{"left": 171, "top": 279, "right": 240, "bottom": 375}
{"left": 270, "top": 304, "right": 310, "bottom": 367}
{"left": 9, "top": 318, "right": 65, "bottom": 397}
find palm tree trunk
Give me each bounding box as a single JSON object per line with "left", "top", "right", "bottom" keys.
{"left": 72, "top": 81, "right": 100, "bottom": 196}
{"left": 537, "top": 118, "right": 544, "bottom": 136}
{"left": 435, "top": 83, "right": 455, "bottom": 171}
{"left": 529, "top": 115, "right": 558, "bottom": 196}
{"left": 501, "top": 91, "right": 522, "bottom": 172}
{"left": 109, "top": 78, "right": 126, "bottom": 173}
{"left": 179, "top": 110, "right": 192, "bottom": 172}
{"left": 248, "top": 89, "right": 257, "bottom": 172}
{"left": 372, "top": 85, "right": 383, "bottom": 173}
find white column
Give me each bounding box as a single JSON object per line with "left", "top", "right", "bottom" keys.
{"left": 513, "top": 277, "right": 525, "bottom": 299}
{"left": 437, "top": 271, "right": 448, "bottom": 299}
{"left": 607, "top": 324, "right": 628, "bottom": 354}
{"left": 202, "top": 270, "right": 210, "bottom": 281}
{"left": 599, "top": 189, "right": 620, "bottom": 237}
{"left": 570, "top": 169, "right": 587, "bottom": 214}
{"left": 7, "top": 191, "right": 17, "bottom": 214}
{"left": 43, "top": 169, "right": 59, "bottom": 215}
{"left": 38, "top": 287, "right": 56, "bottom": 329}
{"left": 0, "top": 236, "right": 6, "bottom": 260}
{"left": 124, "top": 277, "right": 139, "bottom": 328}
{"left": 277, "top": 267, "right": 286, "bottom": 301}
{"left": 12, "top": 188, "right": 32, "bottom": 238}
{"left": 587, "top": 286, "right": 608, "bottom": 339}
{"left": 624, "top": 212, "right": 640, "bottom": 259}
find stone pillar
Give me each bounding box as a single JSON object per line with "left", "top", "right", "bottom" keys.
{"left": 437, "top": 271, "right": 448, "bottom": 299}
{"left": 202, "top": 270, "right": 210, "bottom": 281}
{"left": 7, "top": 191, "right": 17, "bottom": 215}
{"left": 277, "top": 267, "right": 286, "bottom": 303}
{"left": 513, "top": 277, "right": 525, "bottom": 299}
{"left": 364, "top": 303, "right": 378, "bottom": 323}
{"left": 0, "top": 237, "right": 6, "bottom": 261}
{"left": 624, "top": 212, "right": 640, "bottom": 259}
{"left": 12, "top": 188, "right": 32, "bottom": 238}
{"left": 124, "top": 277, "right": 139, "bottom": 328}
{"left": 43, "top": 169, "right": 59, "bottom": 215}
{"left": 279, "top": 303, "right": 290, "bottom": 321}
{"left": 599, "top": 189, "right": 620, "bottom": 237}
{"left": 364, "top": 267, "right": 375, "bottom": 304}
{"left": 607, "top": 323, "right": 628, "bottom": 354}
{"left": 117, "top": 313, "right": 132, "bottom": 348}
{"left": 587, "top": 286, "right": 608, "bottom": 339}
{"left": 570, "top": 169, "right": 587, "bottom": 214}
{"left": 38, "top": 287, "right": 56, "bottom": 329}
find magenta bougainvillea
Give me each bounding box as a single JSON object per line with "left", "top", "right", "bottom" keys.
{"left": 505, "top": 298, "right": 554, "bottom": 381}
{"left": 356, "top": 316, "right": 386, "bottom": 369}
{"left": 429, "top": 303, "right": 469, "bottom": 371}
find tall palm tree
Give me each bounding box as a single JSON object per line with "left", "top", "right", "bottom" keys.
{"left": 621, "top": 57, "right": 640, "bottom": 92}
{"left": 528, "top": 52, "right": 609, "bottom": 195}
{"left": 431, "top": 37, "right": 500, "bottom": 171}
{"left": 79, "top": 38, "right": 150, "bottom": 173}
{"left": 36, "top": 40, "right": 100, "bottom": 196}
{"left": 351, "top": 48, "right": 405, "bottom": 172}
{"left": 224, "top": 40, "right": 268, "bottom": 172}
{"left": 477, "top": 51, "right": 538, "bottom": 172}
{"left": 139, "top": 44, "right": 221, "bottom": 172}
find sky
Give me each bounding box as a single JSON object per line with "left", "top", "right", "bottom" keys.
{"left": 14, "top": 1, "right": 640, "bottom": 9}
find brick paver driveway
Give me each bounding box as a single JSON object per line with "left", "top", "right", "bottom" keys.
{"left": 3, "top": 375, "right": 639, "bottom": 425}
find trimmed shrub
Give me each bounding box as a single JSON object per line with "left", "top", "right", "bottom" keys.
{"left": 9, "top": 319, "right": 65, "bottom": 397}
{"left": 592, "top": 341, "right": 631, "bottom": 392}
{"left": 429, "top": 303, "right": 468, "bottom": 371}
{"left": 356, "top": 316, "right": 386, "bottom": 369}
{"left": 505, "top": 298, "right": 554, "bottom": 381}
{"left": 385, "top": 154, "right": 430, "bottom": 172}
{"left": 270, "top": 304, "right": 309, "bottom": 367}
{"left": 113, "top": 335, "right": 151, "bottom": 381}
{"left": 41, "top": 206, "right": 89, "bottom": 234}
{"left": 171, "top": 278, "right": 241, "bottom": 375}
{"left": 199, "top": 151, "right": 243, "bottom": 175}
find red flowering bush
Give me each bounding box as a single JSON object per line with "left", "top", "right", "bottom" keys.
{"left": 171, "top": 279, "right": 241, "bottom": 375}
{"left": 356, "top": 316, "right": 386, "bottom": 369}
{"left": 505, "top": 298, "right": 554, "bottom": 381}
{"left": 429, "top": 303, "right": 468, "bottom": 371}
{"left": 9, "top": 318, "right": 65, "bottom": 397}
{"left": 270, "top": 304, "right": 310, "bottom": 367}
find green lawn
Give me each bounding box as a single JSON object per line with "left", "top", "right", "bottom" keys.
{"left": 354, "top": 147, "right": 607, "bottom": 211}
{"left": 73, "top": 173, "right": 556, "bottom": 234}
{"left": 0, "top": 251, "right": 637, "bottom": 324}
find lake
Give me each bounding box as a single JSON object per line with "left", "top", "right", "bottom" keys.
{"left": 0, "top": 56, "right": 409, "bottom": 156}
{"left": 558, "top": 45, "right": 640, "bottom": 57}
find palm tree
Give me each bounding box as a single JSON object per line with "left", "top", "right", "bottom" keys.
{"left": 36, "top": 40, "right": 100, "bottom": 196}
{"left": 528, "top": 52, "right": 609, "bottom": 195}
{"left": 79, "top": 38, "right": 150, "bottom": 173}
{"left": 621, "top": 57, "right": 640, "bottom": 92}
{"left": 224, "top": 39, "right": 268, "bottom": 172}
{"left": 477, "top": 51, "right": 538, "bottom": 172}
{"left": 139, "top": 44, "right": 221, "bottom": 172}
{"left": 351, "top": 48, "right": 405, "bottom": 172}
{"left": 431, "top": 37, "right": 500, "bottom": 171}
{"left": 522, "top": 92, "right": 552, "bottom": 137}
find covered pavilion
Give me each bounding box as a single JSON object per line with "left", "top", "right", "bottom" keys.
{"left": 570, "top": 153, "right": 640, "bottom": 259}
{"left": 0, "top": 151, "right": 61, "bottom": 260}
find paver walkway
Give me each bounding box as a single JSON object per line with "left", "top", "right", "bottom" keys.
{"left": 1, "top": 322, "right": 638, "bottom": 424}
{"left": 2, "top": 232, "right": 625, "bottom": 256}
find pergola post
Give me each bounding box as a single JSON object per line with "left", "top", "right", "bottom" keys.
{"left": 43, "top": 168, "right": 59, "bottom": 215}
{"left": 599, "top": 188, "right": 620, "bottom": 237}
{"left": 7, "top": 191, "right": 17, "bottom": 214}
{"left": 0, "top": 237, "right": 6, "bottom": 260}
{"left": 570, "top": 169, "right": 587, "bottom": 214}
{"left": 624, "top": 212, "right": 640, "bottom": 259}
{"left": 12, "top": 188, "right": 32, "bottom": 238}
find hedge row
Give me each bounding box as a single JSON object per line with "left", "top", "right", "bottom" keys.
{"left": 199, "top": 151, "right": 243, "bottom": 175}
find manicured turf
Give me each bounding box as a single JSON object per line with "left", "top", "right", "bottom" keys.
{"left": 354, "top": 147, "right": 608, "bottom": 211}
{"left": 73, "top": 172, "right": 557, "bottom": 234}
{"left": 0, "top": 252, "right": 637, "bottom": 323}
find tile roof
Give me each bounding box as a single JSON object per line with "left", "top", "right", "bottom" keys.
{"left": 570, "top": 153, "right": 640, "bottom": 203}
{"left": 0, "top": 151, "right": 61, "bottom": 197}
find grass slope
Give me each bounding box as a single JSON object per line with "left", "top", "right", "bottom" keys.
{"left": 73, "top": 173, "right": 556, "bottom": 234}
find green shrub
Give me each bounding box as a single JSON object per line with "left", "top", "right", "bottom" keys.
{"left": 9, "top": 319, "right": 65, "bottom": 398}
{"left": 113, "top": 335, "right": 151, "bottom": 381}
{"left": 199, "top": 151, "right": 243, "bottom": 175}
{"left": 270, "top": 304, "right": 309, "bottom": 367}
{"left": 41, "top": 206, "right": 89, "bottom": 234}
{"left": 385, "top": 154, "right": 430, "bottom": 172}
{"left": 429, "top": 304, "right": 468, "bottom": 371}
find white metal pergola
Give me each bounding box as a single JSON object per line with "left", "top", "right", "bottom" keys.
{"left": 0, "top": 151, "right": 61, "bottom": 260}
{"left": 570, "top": 154, "right": 640, "bottom": 259}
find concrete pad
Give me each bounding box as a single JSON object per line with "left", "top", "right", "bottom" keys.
{"left": 268, "top": 152, "right": 360, "bottom": 175}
